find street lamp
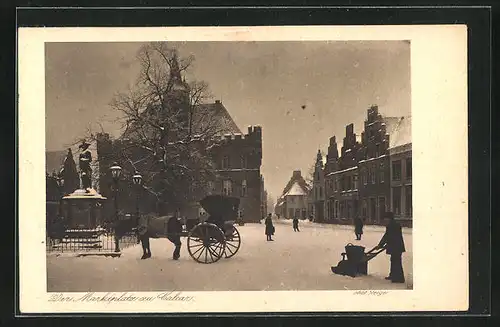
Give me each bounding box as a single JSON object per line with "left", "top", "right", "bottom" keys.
{"left": 132, "top": 171, "right": 143, "bottom": 243}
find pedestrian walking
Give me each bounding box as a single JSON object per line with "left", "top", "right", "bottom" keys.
{"left": 265, "top": 213, "right": 275, "bottom": 241}
{"left": 293, "top": 216, "right": 300, "bottom": 232}
{"left": 375, "top": 211, "right": 406, "bottom": 283}
{"left": 354, "top": 216, "right": 364, "bottom": 240}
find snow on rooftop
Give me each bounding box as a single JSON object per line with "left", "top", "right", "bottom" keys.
{"left": 285, "top": 181, "right": 308, "bottom": 196}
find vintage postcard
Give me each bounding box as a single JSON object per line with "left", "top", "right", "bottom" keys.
{"left": 18, "top": 25, "right": 468, "bottom": 313}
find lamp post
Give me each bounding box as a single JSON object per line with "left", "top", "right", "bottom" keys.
{"left": 110, "top": 162, "right": 122, "bottom": 224}
{"left": 132, "top": 171, "right": 143, "bottom": 243}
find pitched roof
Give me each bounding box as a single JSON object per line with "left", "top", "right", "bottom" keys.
{"left": 193, "top": 101, "right": 241, "bottom": 135}
{"left": 121, "top": 100, "right": 241, "bottom": 140}
{"left": 279, "top": 170, "right": 310, "bottom": 200}
{"left": 285, "top": 181, "right": 308, "bottom": 196}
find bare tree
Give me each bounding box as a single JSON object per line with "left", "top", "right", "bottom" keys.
{"left": 100, "top": 42, "right": 226, "bottom": 211}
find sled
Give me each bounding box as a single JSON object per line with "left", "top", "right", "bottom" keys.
{"left": 331, "top": 243, "right": 386, "bottom": 277}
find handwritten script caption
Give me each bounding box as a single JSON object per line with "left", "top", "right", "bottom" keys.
{"left": 49, "top": 292, "right": 194, "bottom": 304}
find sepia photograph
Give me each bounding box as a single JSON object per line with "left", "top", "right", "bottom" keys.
{"left": 44, "top": 40, "right": 412, "bottom": 292}
{"left": 18, "top": 25, "right": 468, "bottom": 313}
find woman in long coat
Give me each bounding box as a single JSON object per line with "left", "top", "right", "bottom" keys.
{"left": 265, "top": 213, "right": 275, "bottom": 241}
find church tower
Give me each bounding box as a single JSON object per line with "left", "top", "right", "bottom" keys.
{"left": 166, "top": 52, "right": 191, "bottom": 137}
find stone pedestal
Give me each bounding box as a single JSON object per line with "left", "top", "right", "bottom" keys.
{"left": 61, "top": 189, "right": 107, "bottom": 230}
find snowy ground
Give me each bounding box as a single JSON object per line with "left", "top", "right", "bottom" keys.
{"left": 47, "top": 219, "right": 412, "bottom": 292}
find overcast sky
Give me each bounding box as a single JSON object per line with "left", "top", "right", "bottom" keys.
{"left": 45, "top": 41, "right": 411, "bottom": 200}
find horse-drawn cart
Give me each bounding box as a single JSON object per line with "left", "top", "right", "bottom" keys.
{"left": 140, "top": 195, "right": 242, "bottom": 264}
{"left": 185, "top": 195, "right": 242, "bottom": 264}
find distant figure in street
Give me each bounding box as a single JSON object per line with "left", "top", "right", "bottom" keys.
{"left": 265, "top": 213, "right": 275, "bottom": 241}
{"left": 376, "top": 211, "right": 406, "bottom": 283}
{"left": 167, "top": 210, "right": 183, "bottom": 260}
{"left": 293, "top": 216, "right": 300, "bottom": 232}
{"left": 354, "top": 216, "right": 364, "bottom": 240}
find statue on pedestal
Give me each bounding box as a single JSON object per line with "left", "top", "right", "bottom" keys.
{"left": 79, "top": 140, "right": 93, "bottom": 190}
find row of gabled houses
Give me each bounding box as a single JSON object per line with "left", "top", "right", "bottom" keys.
{"left": 275, "top": 105, "right": 412, "bottom": 227}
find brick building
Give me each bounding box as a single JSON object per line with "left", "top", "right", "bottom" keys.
{"left": 388, "top": 116, "right": 412, "bottom": 227}
{"left": 358, "top": 106, "right": 394, "bottom": 224}
{"left": 324, "top": 123, "right": 363, "bottom": 224}
{"left": 95, "top": 55, "right": 263, "bottom": 223}
{"left": 311, "top": 150, "right": 326, "bottom": 222}
{"left": 322, "top": 105, "right": 412, "bottom": 227}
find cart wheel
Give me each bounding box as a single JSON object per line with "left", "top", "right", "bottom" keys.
{"left": 224, "top": 226, "right": 241, "bottom": 258}
{"left": 187, "top": 223, "right": 225, "bottom": 264}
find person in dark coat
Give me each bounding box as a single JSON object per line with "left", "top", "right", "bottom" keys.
{"left": 292, "top": 216, "right": 300, "bottom": 232}
{"left": 354, "top": 216, "right": 364, "bottom": 240}
{"left": 167, "top": 210, "right": 183, "bottom": 260}
{"left": 265, "top": 213, "right": 275, "bottom": 241}
{"left": 376, "top": 211, "right": 406, "bottom": 283}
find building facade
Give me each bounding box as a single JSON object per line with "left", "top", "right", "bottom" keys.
{"left": 275, "top": 170, "right": 310, "bottom": 219}
{"left": 311, "top": 150, "right": 326, "bottom": 222}
{"left": 321, "top": 105, "right": 412, "bottom": 227}
{"left": 388, "top": 116, "right": 412, "bottom": 227}
{"left": 357, "top": 106, "right": 392, "bottom": 225}
{"left": 324, "top": 123, "right": 362, "bottom": 224}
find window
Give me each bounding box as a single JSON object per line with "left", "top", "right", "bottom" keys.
{"left": 362, "top": 169, "right": 367, "bottom": 185}
{"left": 329, "top": 179, "right": 333, "bottom": 191}
{"left": 291, "top": 196, "right": 295, "bottom": 203}
{"left": 302, "top": 209, "right": 307, "bottom": 219}
{"left": 380, "top": 163, "right": 385, "bottom": 183}
{"left": 362, "top": 199, "right": 367, "bottom": 218}
{"left": 346, "top": 176, "right": 351, "bottom": 190}
{"left": 334, "top": 200, "right": 339, "bottom": 218}
{"left": 405, "top": 186, "right": 412, "bottom": 216}
{"left": 392, "top": 160, "right": 402, "bottom": 181}
{"left": 406, "top": 158, "right": 412, "bottom": 180}
{"left": 319, "top": 186, "right": 323, "bottom": 198}
{"left": 288, "top": 209, "right": 294, "bottom": 219}
{"left": 241, "top": 180, "right": 247, "bottom": 197}
{"left": 393, "top": 187, "right": 402, "bottom": 215}
{"left": 371, "top": 165, "right": 376, "bottom": 184}
{"left": 222, "top": 156, "right": 230, "bottom": 169}
{"left": 223, "top": 180, "right": 232, "bottom": 196}
{"left": 353, "top": 175, "right": 358, "bottom": 190}
{"left": 241, "top": 155, "right": 247, "bottom": 169}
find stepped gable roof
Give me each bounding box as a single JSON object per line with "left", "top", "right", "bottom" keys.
{"left": 46, "top": 150, "right": 67, "bottom": 174}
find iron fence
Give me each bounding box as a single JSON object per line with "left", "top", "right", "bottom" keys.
{"left": 46, "top": 227, "right": 138, "bottom": 253}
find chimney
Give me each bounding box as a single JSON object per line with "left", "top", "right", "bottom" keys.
{"left": 215, "top": 100, "right": 221, "bottom": 104}
{"left": 346, "top": 123, "right": 354, "bottom": 135}
{"left": 292, "top": 170, "right": 301, "bottom": 178}
{"left": 248, "top": 126, "right": 253, "bottom": 134}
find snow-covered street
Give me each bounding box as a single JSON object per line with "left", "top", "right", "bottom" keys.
{"left": 47, "top": 219, "right": 412, "bottom": 292}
